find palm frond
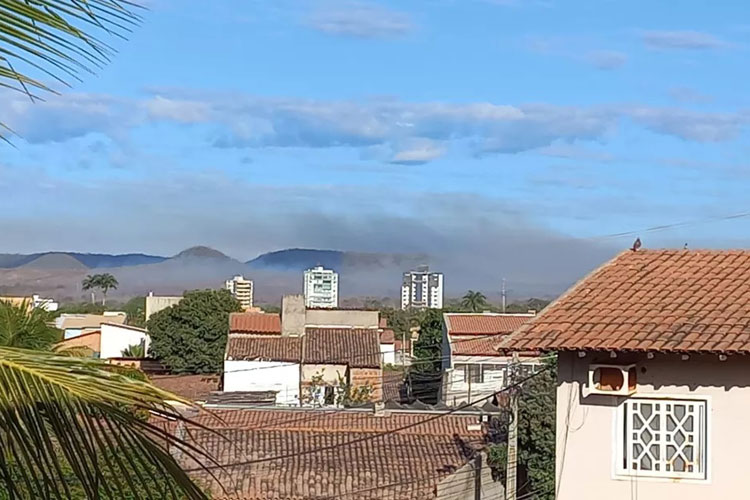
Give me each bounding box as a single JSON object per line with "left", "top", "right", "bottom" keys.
{"left": 0, "top": 347, "right": 214, "bottom": 499}
{"left": 0, "top": 0, "right": 143, "bottom": 139}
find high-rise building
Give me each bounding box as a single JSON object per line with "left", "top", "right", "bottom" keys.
{"left": 303, "top": 266, "right": 339, "bottom": 308}
{"left": 225, "top": 275, "right": 254, "bottom": 310}
{"left": 401, "top": 266, "right": 443, "bottom": 310}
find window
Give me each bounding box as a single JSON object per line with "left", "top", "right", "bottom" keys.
{"left": 466, "top": 365, "right": 481, "bottom": 384}
{"left": 619, "top": 398, "right": 708, "bottom": 480}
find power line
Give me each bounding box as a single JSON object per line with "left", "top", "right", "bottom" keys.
{"left": 182, "top": 365, "right": 553, "bottom": 473}
{"left": 587, "top": 210, "right": 750, "bottom": 241}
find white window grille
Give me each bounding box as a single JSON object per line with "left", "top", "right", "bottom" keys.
{"left": 620, "top": 398, "right": 708, "bottom": 480}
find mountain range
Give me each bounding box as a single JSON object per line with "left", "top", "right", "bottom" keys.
{"left": 0, "top": 247, "right": 432, "bottom": 304}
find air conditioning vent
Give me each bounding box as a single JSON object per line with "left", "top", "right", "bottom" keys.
{"left": 584, "top": 364, "right": 637, "bottom": 397}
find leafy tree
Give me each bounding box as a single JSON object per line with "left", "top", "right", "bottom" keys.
{"left": 0, "top": 348, "right": 209, "bottom": 499}
{"left": 0, "top": 300, "right": 61, "bottom": 350}
{"left": 336, "top": 373, "right": 374, "bottom": 406}
{"left": 121, "top": 341, "right": 146, "bottom": 358}
{"left": 412, "top": 309, "right": 444, "bottom": 374}
{"left": 122, "top": 295, "right": 147, "bottom": 327}
{"left": 461, "top": 290, "right": 488, "bottom": 312}
{"left": 148, "top": 289, "right": 242, "bottom": 373}
{"left": 57, "top": 301, "right": 107, "bottom": 315}
{"left": 488, "top": 360, "right": 556, "bottom": 500}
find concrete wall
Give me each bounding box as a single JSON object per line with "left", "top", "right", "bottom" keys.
{"left": 381, "top": 343, "right": 396, "bottom": 365}
{"left": 556, "top": 351, "right": 750, "bottom": 500}
{"left": 282, "top": 295, "right": 306, "bottom": 336}
{"left": 223, "top": 360, "right": 300, "bottom": 405}
{"left": 99, "top": 323, "right": 150, "bottom": 359}
{"left": 56, "top": 331, "right": 101, "bottom": 355}
{"left": 145, "top": 295, "right": 182, "bottom": 322}
{"left": 435, "top": 452, "right": 503, "bottom": 500}
{"left": 304, "top": 309, "right": 379, "bottom": 328}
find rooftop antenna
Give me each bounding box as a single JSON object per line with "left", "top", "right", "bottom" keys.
{"left": 501, "top": 278, "right": 506, "bottom": 313}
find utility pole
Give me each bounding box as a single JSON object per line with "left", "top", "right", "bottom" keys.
{"left": 501, "top": 278, "right": 507, "bottom": 313}
{"left": 474, "top": 452, "right": 483, "bottom": 500}
{"left": 505, "top": 352, "right": 519, "bottom": 500}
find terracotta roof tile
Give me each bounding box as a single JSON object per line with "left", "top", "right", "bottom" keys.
{"left": 226, "top": 335, "right": 302, "bottom": 362}
{"left": 304, "top": 328, "right": 381, "bottom": 368}
{"left": 380, "top": 329, "right": 396, "bottom": 344}
{"left": 166, "top": 409, "right": 484, "bottom": 499}
{"left": 229, "top": 313, "right": 281, "bottom": 335}
{"left": 451, "top": 334, "right": 506, "bottom": 356}
{"left": 445, "top": 313, "right": 534, "bottom": 335}
{"left": 149, "top": 374, "right": 220, "bottom": 401}
{"left": 503, "top": 249, "right": 750, "bottom": 354}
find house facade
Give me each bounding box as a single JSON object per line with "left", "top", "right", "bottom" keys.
{"left": 223, "top": 296, "right": 383, "bottom": 406}
{"left": 55, "top": 322, "right": 149, "bottom": 359}
{"left": 55, "top": 312, "right": 127, "bottom": 339}
{"left": 441, "top": 312, "right": 537, "bottom": 405}
{"left": 502, "top": 249, "right": 750, "bottom": 499}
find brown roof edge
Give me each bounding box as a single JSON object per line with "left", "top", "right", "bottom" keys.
{"left": 497, "top": 249, "right": 629, "bottom": 352}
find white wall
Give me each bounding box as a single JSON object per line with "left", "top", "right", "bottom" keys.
{"left": 99, "top": 323, "right": 150, "bottom": 359}
{"left": 556, "top": 351, "right": 750, "bottom": 500}
{"left": 224, "top": 360, "right": 300, "bottom": 406}
{"left": 381, "top": 343, "right": 396, "bottom": 365}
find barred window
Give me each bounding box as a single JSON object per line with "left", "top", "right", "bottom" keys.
{"left": 620, "top": 398, "right": 708, "bottom": 480}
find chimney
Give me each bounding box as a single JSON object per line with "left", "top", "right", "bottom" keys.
{"left": 281, "top": 295, "right": 305, "bottom": 337}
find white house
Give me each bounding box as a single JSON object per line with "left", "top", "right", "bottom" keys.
{"left": 441, "top": 312, "right": 537, "bottom": 405}
{"left": 99, "top": 323, "right": 150, "bottom": 359}
{"left": 501, "top": 249, "right": 750, "bottom": 499}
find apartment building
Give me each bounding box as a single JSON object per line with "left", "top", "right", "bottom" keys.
{"left": 224, "top": 275, "right": 253, "bottom": 310}
{"left": 401, "top": 265, "right": 443, "bottom": 310}
{"left": 303, "top": 265, "right": 338, "bottom": 308}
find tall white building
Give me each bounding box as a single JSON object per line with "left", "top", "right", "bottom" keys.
{"left": 303, "top": 266, "right": 339, "bottom": 308}
{"left": 401, "top": 266, "right": 443, "bottom": 310}
{"left": 225, "top": 275, "right": 254, "bottom": 310}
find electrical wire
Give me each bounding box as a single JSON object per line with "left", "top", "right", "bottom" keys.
{"left": 182, "top": 365, "right": 553, "bottom": 473}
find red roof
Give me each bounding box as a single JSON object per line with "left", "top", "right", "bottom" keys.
{"left": 149, "top": 374, "right": 220, "bottom": 401}
{"left": 229, "top": 313, "right": 281, "bottom": 334}
{"left": 445, "top": 313, "right": 534, "bottom": 335}
{"left": 503, "top": 249, "right": 750, "bottom": 354}
{"left": 451, "top": 335, "right": 506, "bottom": 356}
{"left": 226, "top": 336, "right": 302, "bottom": 362}
{"left": 380, "top": 328, "right": 396, "bottom": 344}
{"left": 304, "top": 328, "right": 381, "bottom": 368}
{"left": 162, "top": 408, "right": 485, "bottom": 499}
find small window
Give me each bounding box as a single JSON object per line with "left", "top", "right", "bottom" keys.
{"left": 619, "top": 398, "right": 708, "bottom": 480}
{"left": 467, "top": 365, "right": 481, "bottom": 384}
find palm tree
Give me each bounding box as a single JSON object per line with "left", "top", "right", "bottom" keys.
{"left": 122, "top": 341, "right": 145, "bottom": 358}
{"left": 461, "top": 290, "right": 488, "bottom": 312}
{"left": 82, "top": 273, "right": 119, "bottom": 305}
{"left": 1, "top": 3, "right": 211, "bottom": 496}
{"left": 98, "top": 273, "right": 119, "bottom": 305}
{"left": 0, "top": 1, "right": 142, "bottom": 140}
{"left": 0, "top": 347, "right": 211, "bottom": 498}
{"left": 0, "top": 299, "right": 60, "bottom": 350}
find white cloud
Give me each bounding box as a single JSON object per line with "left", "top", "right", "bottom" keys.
{"left": 307, "top": 1, "right": 412, "bottom": 39}
{"left": 641, "top": 30, "right": 729, "bottom": 50}
{"left": 585, "top": 50, "right": 628, "bottom": 70}
{"left": 390, "top": 138, "right": 446, "bottom": 164}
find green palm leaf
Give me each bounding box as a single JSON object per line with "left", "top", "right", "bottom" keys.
{"left": 0, "top": 347, "right": 214, "bottom": 499}
{"left": 0, "top": 0, "right": 142, "bottom": 141}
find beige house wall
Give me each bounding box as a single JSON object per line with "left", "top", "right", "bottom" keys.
{"left": 304, "top": 309, "right": 379, "bottom": 329}
{"left": 349, "top": 367, "right": 383, "bottom": 401}
{"left": 145, "top": 296, "right": 182, "bottom": 322}
{"left": 557, "top": 351, "right": 750, "bottom": 500}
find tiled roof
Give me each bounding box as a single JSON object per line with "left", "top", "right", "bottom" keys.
{"left": 444, "top": 313, "right": 534, "bottom": 335}
{"left": 226, "top": 336, "right": 302, "bottom": 362}
{"left": 229, "top": 313, "right": 281, "bottom": 334}
{"left": 502, "top": 249, "right": 750, "bottom": 353}
{"left": 304, "top": 328, "right": 381, "bottom": 368}
{"left": 451, "top": 334, "right": 506, "bottom": 356}
{"left": 150, "top": 374, "right": 220, "bottom": 401}
{"left": 166, "top": 408, "right": 484, "bottom": 499}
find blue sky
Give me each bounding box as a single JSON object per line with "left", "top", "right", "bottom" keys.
{"left": 2, "top": 0, "right": 750, "bottom": 264}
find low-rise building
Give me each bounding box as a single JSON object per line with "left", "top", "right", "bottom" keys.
{"left": 55, "top": 312, "right": 127, "bottom": 339}
{"left": 159, "top": 406, "right": 503, "bottom": 499}
{"left": 501, "top": 249, "right": 750, "bottom": 499}
{"left": 441, "top": 312, "right": 538, "bottom": 405}
{"left": 0, "top": 294, "right": 58, "bottom": 312}
{"left": 55, "top": 322, "right": 149, "bottom": 359}
{"left": 145, "top": 293, "right": 182, "bottom": 322}
{"left": 223, "top": 296, "right": 383, "bottom": 406}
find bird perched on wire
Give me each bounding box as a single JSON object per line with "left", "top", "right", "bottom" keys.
{"left": 631, "top": 237, "right": 642, "bottom": 252}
